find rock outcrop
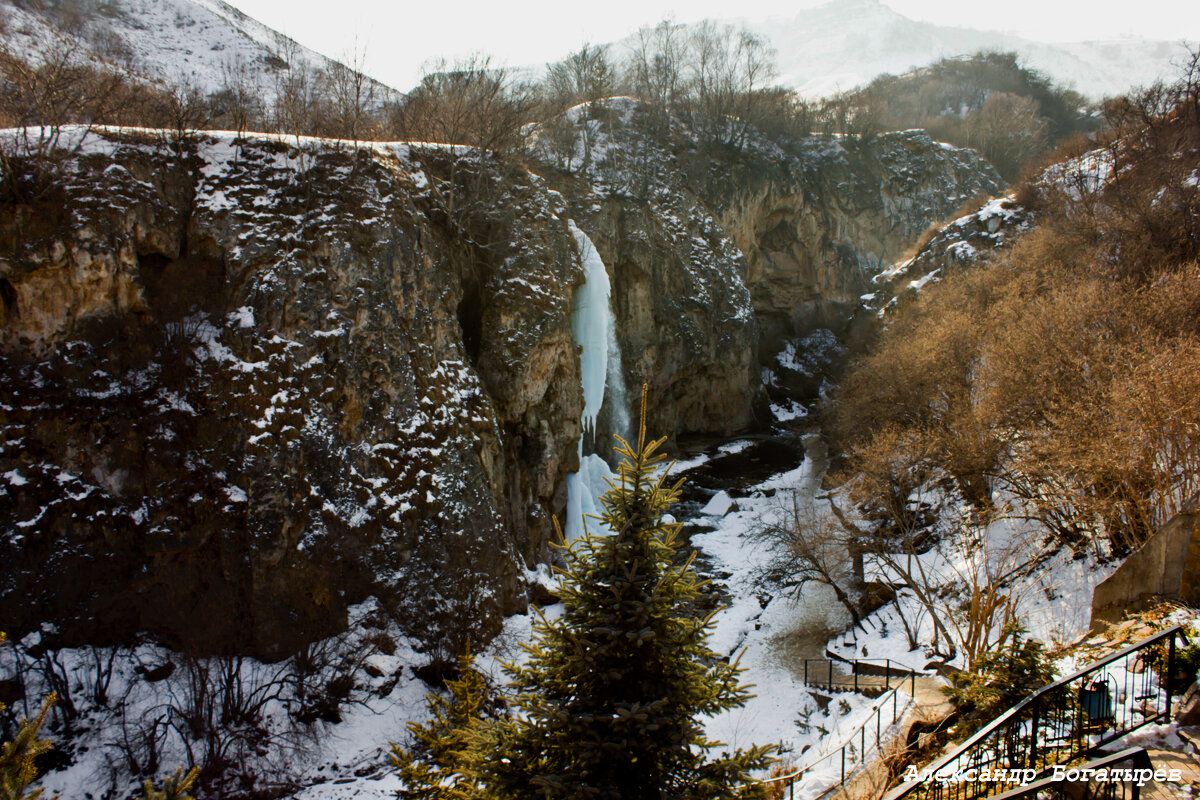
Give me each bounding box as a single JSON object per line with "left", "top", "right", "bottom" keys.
{"left": 869, "top": 195, "right": 1033, "bottom": 316}
{"left": 0, "top": 129, "right": 582, "bottom": 660}
{"left": 715, "top": 130, "right": 1006, "bottom": 355}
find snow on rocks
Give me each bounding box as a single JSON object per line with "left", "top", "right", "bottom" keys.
{"left": 871, "top": 194, "right": 1033, "bottom": 313}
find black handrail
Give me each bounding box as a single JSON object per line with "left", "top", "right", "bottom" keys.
{"left": 885, "top": 625, "right": 1184, "bottom": 800}
{"left": 761, "top": 682, "right": 915, "bottom": 799}
{"left": 802, "top": 657, "right": 922, "bottom": 695}
{"left": 986, "top": 748, "right": 1152, "bottom": 800}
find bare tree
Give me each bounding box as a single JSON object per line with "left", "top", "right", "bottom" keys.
{"left": 964, "top": 91, "right": 1049, "bottom": 178}
{"left": 321, "top": 40, "right": 379, "bottom": 143}
{"left": 688, "top": 21, "right": 776, "bottom": 147}
{"left": 212, "top": 55, "right": 264, "bottom": 138}
{"left": 864, "top": 513, "right": 1041, "bottom": 671}
{"left": 389, "top": 54, "right": 538, "bottom": 155}
{"left": 0, "top": 39, "right": 143, "bottom": 200}
{"left": 272, "top": 40, "right": 317, "bottom": 138}
{"left": 160, "top": 76, "right": 212, "bottom": 149}
{"left": 545, "top": 43, "right": 616, "bottom": 168}
{"left": 755, "top": 490, "right": 865, "bottom": 626}
{"left": 547, "top": 43, "right": 615, "bottom": 112}
{"left": 627, "top": 20, "right": 690, "bottom": 128}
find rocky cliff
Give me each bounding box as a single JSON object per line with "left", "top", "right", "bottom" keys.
{"left": 0, "top": 129, "right": 582, "bottom": 660}
{"left": 529, "top": 102, "right": 1007, "bottom": 426}
{"left": 715, "top": 129, "right": 1006, "bottom": 355}
{"left": 0, "top": 110, "right": 1010, "bottom": 661}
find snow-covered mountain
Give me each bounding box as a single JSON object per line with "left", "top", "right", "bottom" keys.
{"left": 0, "top": 0, "right": 396, "bottom": 100}
{"left": 642, "top": 0, "right": 1194, "bottom": 101}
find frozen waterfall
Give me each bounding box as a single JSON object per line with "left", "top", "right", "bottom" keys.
{"left": 569, "top": 221, "right": 611, "bottom": 436}
{"left": 565, "top": 222, "right": 629, "bottom": 541}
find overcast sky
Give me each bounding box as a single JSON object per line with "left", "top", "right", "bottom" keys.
{"left": 226, "top": 0, "right": 1200, "bottom": 91}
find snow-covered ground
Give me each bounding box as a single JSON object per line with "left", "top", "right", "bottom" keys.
{"left": 12, "top": 417, "right": 1123, "bottom": 798}
{"left": 288, "top": 433, "right": 918, "bottom": 797}
{"left": 828, "top": 490, "right": 1117, "bottom": 673}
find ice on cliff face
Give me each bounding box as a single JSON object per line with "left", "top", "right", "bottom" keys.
{"left": 565, "top": 222, "right": 629, "bottom": 541}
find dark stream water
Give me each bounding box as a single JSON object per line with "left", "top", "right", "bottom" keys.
{"left": 671, "top": 430, "right": 809, "bottom": 519}
{"left": 665, "top": 422, "right": 853, "bottom": 675}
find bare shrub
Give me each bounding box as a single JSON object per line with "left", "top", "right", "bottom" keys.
{"left": 388, "top": 54, "right": 538, "bottom": 155}
{"left": 831, "top": 55, "right": 1200, "bottom": 563}
{"left": 872, "top": 518, "right": 1040, "bottom": 670}
{"left": 756, "top": 491, "right": 865, "bottom": 625}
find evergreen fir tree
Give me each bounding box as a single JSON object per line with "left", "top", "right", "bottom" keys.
{"left": 139, "top": 767, "right": 199, "bottom": 800}
{"left": 945, "top": 621, "right": 1056, "bottom": 737}
{"left": 389, "top": 651, "right": 494, "bottom": 800}
{"left": 477, "top": 390, "right": 775, "bottom": 799}
{"left": 0, "top": 689, "right": 55, "bottom": 800}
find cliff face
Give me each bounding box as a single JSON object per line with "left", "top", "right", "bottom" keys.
{"left": 0, "top": 111, "right": 1009, "bottom": 660}
{"left": 0, "top": 129, "right": 582, "bottom": 660}
{"left": 715, "top": 130, "right": 1006, "bottom": 354}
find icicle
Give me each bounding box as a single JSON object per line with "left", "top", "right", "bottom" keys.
{"left": 605, "top": 306, "right": 631, "bottom": 445}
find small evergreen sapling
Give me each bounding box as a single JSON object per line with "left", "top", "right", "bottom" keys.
{"left": 389, "top": 651, "right": 496, "bottom": 800}
{"left": 139, "top": 767, "right": 199, "bottom": 800}
{"left": 0, "top": 688, "right": 55, "bottom": 800}
{"left": 945, "top": 621, "right": 1056, "bottom": 737}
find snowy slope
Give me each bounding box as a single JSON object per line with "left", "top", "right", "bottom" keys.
{"left": 0, "top": 0, "right": 397, "bottom": 100}
{"left": 619, "top": 0, "right": 1194, "bottom": 101}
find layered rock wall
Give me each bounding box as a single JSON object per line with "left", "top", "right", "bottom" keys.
{"left": 0, "top": 130, "right": 582, "bottom": 660}
{"left": 717, "top": 130, "right": 1006, "bottom": 353}
{"left": 529, "top": 103, "right": 1007, "bottom": 427}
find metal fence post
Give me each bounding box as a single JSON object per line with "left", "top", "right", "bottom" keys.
{"left": 1167, "top": 632, "right": 1177, "bottom": 719}
{"left": 1028, "top": 695, "right": 1041, "bottom": 771}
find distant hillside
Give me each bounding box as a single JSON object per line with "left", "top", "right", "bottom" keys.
{"left": 831, "top": 51, "right": 1099, "bottom": 180}
{"left": 635, "top": 0, "right": 1193, "bottom": 102}
{"left": 0, "top": 0, "right": 397, "bottom": 101}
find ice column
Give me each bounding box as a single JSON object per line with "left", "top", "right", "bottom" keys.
{"left": 565, "top": 222, "right": 629, "bottom": 540}
{"left": 569, "top": 221, "right": 610, "bottom": 436}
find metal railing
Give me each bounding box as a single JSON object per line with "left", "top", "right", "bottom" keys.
{"left": 802, "top": 657, "right": 921, "bottom": 695}
{"left": 763, "top": 683, "right": 914, "bottom": 800}
{"left": 987, "top": 748, "right": 1153, "bottom": 800}
{"left": 886, "top": 626, "right": 1185, "bottom": 800}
